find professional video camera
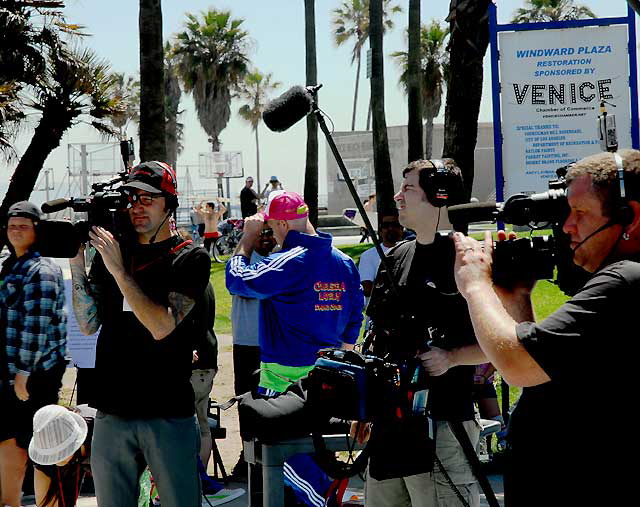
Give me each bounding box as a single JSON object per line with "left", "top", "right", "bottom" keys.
{"left": 39, "top": 140, "right": 135, "bottom": 257}
{"left": 448, "top": 168, "right": 589, "bottom": 295}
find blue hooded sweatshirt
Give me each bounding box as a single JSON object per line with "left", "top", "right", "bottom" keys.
{"left": 226, "top": 230, "right": 363, "bottom": 392}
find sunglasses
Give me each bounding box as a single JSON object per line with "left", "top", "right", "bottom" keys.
{"left": 126, "top": 192, "right": 161, "bottom": 207}
{"left": 260, "top": 228, "right": 274, "bottom": 237}
{"left": 380, "top": 221, "right": 401, "bottom": 229}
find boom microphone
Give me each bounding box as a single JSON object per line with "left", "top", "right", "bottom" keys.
{"left": 263, "top": 86, "right": 314, "bottom": 132}
{"left": 41, "top": 198, "right": 71, "bottom": 214}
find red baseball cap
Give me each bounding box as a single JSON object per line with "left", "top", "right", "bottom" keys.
{"left": 263, "top": 191, "right": 309, "bottom": 221}
{"left": 123, "top": 161, "right": 177, "bottom": 196}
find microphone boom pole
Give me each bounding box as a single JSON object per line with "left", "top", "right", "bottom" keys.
{"left": 307, "top": 88, "right": 398, "bottom": 294}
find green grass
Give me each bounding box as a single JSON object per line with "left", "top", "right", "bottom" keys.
{"left": 211, "top": 261, "right": 232, "bottom": 335}
{"left": 212, "top": 240, "right": 570, "bottom": 337}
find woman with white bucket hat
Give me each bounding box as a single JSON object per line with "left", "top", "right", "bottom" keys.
{"left": 29, "top": 405, "right": 92, "bottom": 507}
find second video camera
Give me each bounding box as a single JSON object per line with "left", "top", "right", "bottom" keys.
{"left": 448, "top": 171, "right": 588, "bottom": 294}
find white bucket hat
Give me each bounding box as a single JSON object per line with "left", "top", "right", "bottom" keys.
{"left": 29, "top": 405, "right": 88, "bottom": 466}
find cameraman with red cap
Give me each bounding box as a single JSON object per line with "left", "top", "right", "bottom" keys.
{"left": 0, "top": 201, "right": 67, "bottom": 507}
{"left": 69, "top": 161, "right": 211, "bottom": 507}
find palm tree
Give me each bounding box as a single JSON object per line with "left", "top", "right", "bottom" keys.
{"left": 173, "top": 9, "right": 250, "bottom": 152}
{"left": 138, "top": 0, "right": 166, "bottom": 162}
{"left": 512, "top": 0, "right": 596, "bottom": 22}
{"left": 442, "top": 0, "right": 491, "bottom": 204}
{"left": 406, "top": 0, "right": 422, "bottom": 161}
{"left": 109, "top": 72, "right": 139, "bottom": 138}
{"left": 369, "top": 0, "right": 394, "bottom": 217}
{"left": 1, "top": 47, "right": 123, "bottom": 218}
{"left": 332, "top": 0, "right": 402, "bottom": 131}
{"left": 0, "top": 0, "right": 66, "bottom": 159}
{"left": 0, "top": 83, "right": 23, "bottom": 159}
{"left": 237, "top": 70, "right": 281, "bottom": 190}
{"left": 392, "top": 21, "right": 449, "bottom": 159}
{"left": 164, "top": 43, "right": 183, "bottom": 170}
{"left": 304, "top": 0, "right": 319, "bottom": 228}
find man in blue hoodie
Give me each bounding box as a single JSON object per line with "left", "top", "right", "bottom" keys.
{"left": 226, "top": 191, "right": 363, "bottom": 396}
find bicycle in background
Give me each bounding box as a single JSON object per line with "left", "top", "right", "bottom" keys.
{"left": 212, "top": 218, "right": 244, "bottom": 263}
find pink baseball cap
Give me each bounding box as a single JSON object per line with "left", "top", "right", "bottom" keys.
{"left": 263, "top": 191, "right": 309, "bottom": 221}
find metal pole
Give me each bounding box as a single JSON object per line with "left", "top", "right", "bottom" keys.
{"left": 80, "top": 144, "right": 89, "bottom": 195}
{"left": 311, "top": 100, "right": 399, "bottom": 297}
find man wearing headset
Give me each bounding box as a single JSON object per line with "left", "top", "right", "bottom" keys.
{"left": 70, "top": 161, "right": 211, "bottom": 507}
{"left": 450, "top": 149, "right": 640, "bottom": 506}
{"left": 363, "top": 159, "right": 481, "bottom": 507}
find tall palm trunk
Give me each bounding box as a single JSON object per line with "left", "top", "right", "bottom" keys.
{"left": 255, "top": 127, "right": 261, "bottom": 190}
{"left": 407, "top": 0, "right": 423, "bottom": 161}
{"left": 424, "top": 116, "right": 434, "bottom": 159}
{"left": 139, "top": 0, "right": 166, "bottom": 162}
{"left": 351, "top": 51, "right": 361, "bottom": 131}
{"left": 166, "top": 115, "right": 178, "bottom": 169}
{"left": 370, "top": 0, "right": 395, "bottom": 216}
{"left": 442, "top": 0, "right": 491, "bottom": 202}
{"left": 0, "top": 105, "right": 73, "bottom": 217}
{"left": 304, "top": 0, "right": 319, "bottom": 228}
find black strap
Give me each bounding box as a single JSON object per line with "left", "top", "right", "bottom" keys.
{"left": 448, "top": 420, "right": 500, "bottom": 507}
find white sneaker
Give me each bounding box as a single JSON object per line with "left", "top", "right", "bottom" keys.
{"left": 203, "top": 488, "right": 246, "bottom": 506}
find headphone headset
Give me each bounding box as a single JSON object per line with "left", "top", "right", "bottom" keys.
{"left": 156, "top": 161, "right": 179, "bottom": 211}
{"left": 612, "top": 152, "right": 634, "bottom": 227}
{"left": 164, "top": 193, "right": 179, "bottom": 212}
{"left": 422, "top": 159, "right": 460, "bottom": 208}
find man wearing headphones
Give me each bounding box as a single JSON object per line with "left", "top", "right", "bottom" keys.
{"left": 0, "top": 201, "right": 67, "bottom": 507}
{"left": 451, "top": 149, "right": 640, "bottom": 506}
{"left": 69, "top": 161, "right": 211, "bottom": 507}
{"left": 364, "top": 160, "right": 481, "bottom": 507}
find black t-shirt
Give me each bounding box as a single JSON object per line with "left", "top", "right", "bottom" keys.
{"left": 240, "top": 187, "right": 258, "bottom": 218}
{"left": 368, "top": 235, "right": 476, "bottom": 420}
{"left": 508, "top": 259, "right": 640, "bottom": 506}
{"left": 191, "top": 283, "right": 218, "bottom": 370}
{"left": 366, "top": 235, "right": 476, "bottom": 479}
{"left": 90, "top": 236, "right": 211, "bottom": 418}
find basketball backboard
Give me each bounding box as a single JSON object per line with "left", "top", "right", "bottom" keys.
{"left": 198, "top": 151, "right": 244, "bottom": 179}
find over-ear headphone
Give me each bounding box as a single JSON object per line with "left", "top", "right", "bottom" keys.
{"left": 612, "top": 152, "right": 634, "bottom": 226}
{"left": 422, "top": 159, "right": 460, "bottom": 208}
{"left": 164, "top": 193, "right": 179, "bottom": 212}
{"left": 158, "top": 161, "right": 179, "bottom": 212}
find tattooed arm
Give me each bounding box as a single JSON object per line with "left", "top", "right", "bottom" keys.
{"left": 69, "top": 246, "right": 102, "bottom": 335}
{"left": 88, "top": 226, "right": 199, "bottom": 341}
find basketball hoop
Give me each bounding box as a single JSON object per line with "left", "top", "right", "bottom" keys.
{"left": 199, "top": 151, "right": 244, "bottom": 179}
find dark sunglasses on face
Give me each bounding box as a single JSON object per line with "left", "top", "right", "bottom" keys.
{"left": 380, "top": 221, "right": 401, "bottom": 229}
{"left": 126, "top": 192, "right": 161, "bottom": 207}
{"left": 260, "top": 228, "right": 274, "bottom": 237}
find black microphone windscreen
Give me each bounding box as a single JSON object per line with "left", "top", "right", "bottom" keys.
{"left": 447, "top": 201, "right": 499, "bottom": 225}
{"left": 41, "top": 198, "right": 70, "bottom": 214}
{"left": 263, "top": 86, "right": 312, "bottom": 132}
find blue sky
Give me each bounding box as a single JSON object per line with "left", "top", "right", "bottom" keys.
{"left": 2, "top": 0, "right": 630, "bottom": 207}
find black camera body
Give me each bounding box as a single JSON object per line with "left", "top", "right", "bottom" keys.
{"left": 40, "top": 174, "right": 132, "bottom": 258}
{"left": 307, "top": 348, "right": 399, "bottom": 422}
{"left": 449, "top": 173, "right": 589, "bottom": 294}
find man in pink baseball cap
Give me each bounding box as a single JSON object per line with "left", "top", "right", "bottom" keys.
{"left": 260, "top": 190, "right": 313, "bottom": 245}
{"left": 226, "top": 191, "right": 363, "bottom": 499}
{"left": 226, "top": 191, "right": 363, "bottom": 396}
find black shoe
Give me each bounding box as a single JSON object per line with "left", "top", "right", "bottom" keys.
{"left": 228, "top": 454, "right": 249, "bottom": 482}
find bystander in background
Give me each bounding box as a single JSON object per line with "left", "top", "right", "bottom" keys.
{"left": 0, "top": 201, "right": 67, "bottom": 507}
{"left": 228, "top": 224, "right": 276, "bottom": 480}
